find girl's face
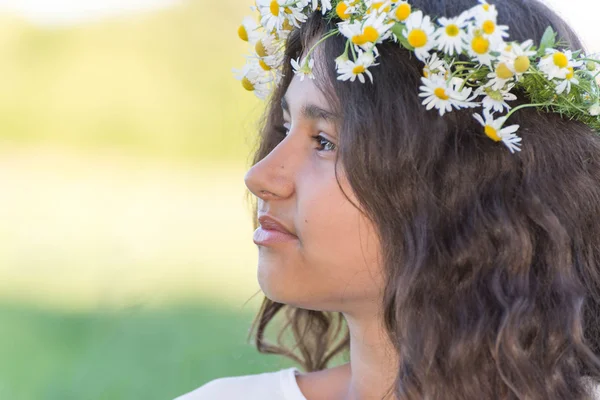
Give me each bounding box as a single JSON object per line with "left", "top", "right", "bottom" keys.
{"left": 244, "top": 73, "right": 384, "bottom": 313}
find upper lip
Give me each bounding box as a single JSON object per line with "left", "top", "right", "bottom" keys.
{"left": 258, "top": 214, "right": 296, "bottom": 236}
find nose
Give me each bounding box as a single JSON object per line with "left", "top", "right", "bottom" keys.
{"left": 244, "top": 134, "right": 297, "bottom": 201}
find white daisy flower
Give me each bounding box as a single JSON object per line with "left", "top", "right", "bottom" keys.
{"left": 366, "top": 0, "right": 393, "bottom": 15}
{"left": 390, "top": 0, "right": 412, "bottom": 22}
{"left": 335, "top": 0, "right": 358, "bottom": 20}
{"left": 473, "top": 109, "right": 522, "bottom": 153}
{"left": 485, "top": 61, "right": 517, "bottom": 91}
{"left": 339, "top": 11, "right": 395, "bottom": 51}
{"left": 291, "top": 55, "right": 315, "bottom": 81}
{"left": 466, "top": 29, "right": 495, "bottom": 66}
{"left": 538, "top": 48, "right": 584, "bottom": 80}
{"left": 475, "top": 85, "right": 517, "bottom": 113}
{"left": 255, "top": 0, "right": 287, "bottom": 33}
{"left": 337, "top": 49, "right": 379, "bottom": 83}
{"left": 498, "top": 39, "right": 536, "bottom": 75}
{"left": 554, "top": 67, "right": 579, "bottom": 95}
{"left": 472, "top": 11, "right": 509, "bottom": 48}
{"left": 589, "top": 103, "right": 600, "bottom": 116}
{"left": 283, "top": 5, "right": 309, "bottom": 29}
{"left": 310, "top": 0, "right": 333, "bottom": 15}
{"left": 233, "top": 61, "right": 273, "bottom": 100}
{"left": 435, "top": 11, "right": 470, "bottom": 56}
{"left": 422, "top": 53, "right": 449, "bottom": 78}
{"left": 238, "top": 16, "right": 261, "bottom": 43}
{"left": 335, "top": 52, "right": 350, "bottom": 68}
{"left": 338, "top": 18, "right": 361, "bottom": 42}
{"left": 468, "top": 0, "right": 498, "bottom": 21}
{"left": 275, "top": 25, "right": 292, "bottom": 41}
{"left": 419, "top": 73, "right": 477, "bottom": 116}
{"left": 253, "top": 32, "right": 279, "bottom": 58}
{"left": 252, "top": 52, "right": 284, "bottom": 72}
{"left": 402, "top": 10, "right": 437, "bottom": 61}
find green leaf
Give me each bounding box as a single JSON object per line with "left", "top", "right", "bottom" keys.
{"left": 538, "top": 26, "right": 557, "bottom": 55}
{"left": 392, "top": 22, "right": 414, "bottom": 50}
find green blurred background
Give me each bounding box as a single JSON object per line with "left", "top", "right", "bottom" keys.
{"left": 0, "top": 0, "right": 308, "bottom": 399}
{"left": 0, "top": 0, "right": 596, "bottom": 398}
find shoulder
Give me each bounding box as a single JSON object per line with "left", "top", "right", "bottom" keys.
{"left": 172, "top": 368, "right": 299, "bottom": 400}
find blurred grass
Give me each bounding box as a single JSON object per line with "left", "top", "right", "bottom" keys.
{"left": 0, "top": 1, "right": 305, "bottom": 398}
{"left": 0, "top": 0, "right": 263, "bottom": 163}
{"left": 0, "top": 299, "right": 302, "bottom": 400}
{"left": 0, "top": 144, "right": 261, "bottom": 311}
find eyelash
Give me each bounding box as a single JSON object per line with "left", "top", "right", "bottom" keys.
{"left": 275, "top": 125, "right": 337, "bottom": 153}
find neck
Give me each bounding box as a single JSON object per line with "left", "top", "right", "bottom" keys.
{"left": 339, "top": 308, "right": 399, "bottom": 400}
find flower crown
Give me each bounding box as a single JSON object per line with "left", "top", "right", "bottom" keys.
{"left": 234, "top": 0, "right": 600, "bottom": 154}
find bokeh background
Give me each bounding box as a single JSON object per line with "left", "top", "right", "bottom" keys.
{"left": 0, "top": 0, "right": 597, "bottom": 399}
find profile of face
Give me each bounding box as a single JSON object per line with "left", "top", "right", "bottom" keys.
{"left": 244, "top": 72, "right": 384, "bottom": 314}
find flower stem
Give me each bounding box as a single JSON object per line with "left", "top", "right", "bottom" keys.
{"left": 305, "top": 28, "right": 340, "bottom": 61}
{"left": 504, "top": 102, "right": 549, "bottom": 120}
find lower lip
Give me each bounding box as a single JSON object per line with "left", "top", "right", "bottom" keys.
{"left": 253, "top": 227, "right": 298, "bottom": 245}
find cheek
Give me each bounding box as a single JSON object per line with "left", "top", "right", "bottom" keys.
{"left": 257, "top": 168, "right": 384, "bottom": 309}
{"left": 294, "top": 184, "right": 384, "bottom": 305}
{"left": 304, "top": 200, "right": 382, "bottom": 280}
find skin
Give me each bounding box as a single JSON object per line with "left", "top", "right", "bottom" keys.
{"left": 244, "top": 72, "right": 400, "bottom": 400}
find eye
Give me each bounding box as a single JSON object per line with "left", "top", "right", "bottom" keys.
{"left": 312, "top": 134, "right": 337, "bottom": 153}
{"left": 274, "top": 125, "right": 336, "bottom": 153}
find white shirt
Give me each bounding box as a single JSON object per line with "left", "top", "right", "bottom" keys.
{"left": 174, "top": 368, "right": 600, "bottom": 400}
{"left": 173, "top": 367, "right": 307, "bottom": 400}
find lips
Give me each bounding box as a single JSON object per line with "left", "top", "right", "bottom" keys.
{"left": 258, "top": 214, "right": 296, "bottom": 237}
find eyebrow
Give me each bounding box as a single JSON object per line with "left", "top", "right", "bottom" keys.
{"left": 281, "top": 95, "right": 340, "bottom": 123}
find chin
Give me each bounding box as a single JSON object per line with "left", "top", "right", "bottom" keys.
{"left": 256, "top": 261, "right": 286, "bottom": 301}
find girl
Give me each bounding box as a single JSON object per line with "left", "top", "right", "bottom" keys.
{"left": 176, "top": 0, "right": 600, "bottom": 398}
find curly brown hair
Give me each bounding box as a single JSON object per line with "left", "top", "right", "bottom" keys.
{"left": 243, "top": 0, "right": 600, "bottom": 398}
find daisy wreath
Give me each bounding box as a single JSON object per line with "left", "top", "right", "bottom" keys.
{"left": 234, "top": 0, "right": 600, "bottom": 154}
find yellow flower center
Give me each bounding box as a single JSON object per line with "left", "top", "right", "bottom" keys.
{"left": 471, "top": 35, "right": 490, "bottom": 54}
{"left": 336, "top": 2, "right": 351, "bottom": 19}
{"left": 553, "top": 52, "right": 568, "bottom": 68}
{"left": 238, "top": 25, "right": 248, "bottom": 42}
{"left": 445, "top": 24, "right": 460, "bottom": 37}
{"left": 566, "top": 66, "right": 574, "bottom": 80}
{"left": 504, "top": 44, "right": 512, "bottom": 52}
{"left": 482, "top": 20, "right": 495, "bottom": 34}
{"left": 395, "top": 3, "right": 411, "bottom": 21}
{"left": 284, "top": 6, "right": 293, "bottom": 14}
{"left": 423, "top": 68, "right": 429, "bottom": 78}
{"left": 434, "top": 88, "right": 450, "bottom": 100}
{"left": 269, "top": 1, "right": 280, "bottom": 16}
{"left": 363, "top": 26, "right": 380, "bottom": 43}
{"left": 484, "top": 125, "right": 501, "bottom": 142}
{"left": 408, "top": 29, "right": 428, "bottom": 48}
{"left": 255, "top": 40, "right": 268, "bottom": 57}
{"left": 496, "top": 63, "right": 514, "bottom": 79}
{"left": 514, "top": 56, "right": 530, "bottom": 73}
{"left": 282, "top": 18, "right": 293, "bottom": 31}
{"left": 352, "top": 34, "right": 367, "bottom": 46}
{"left": 353, "top": 65, "right": 366, "bottom": 74}
{"left": 370, "top": 2, "right": 391, "bottom": 13}
{"left": 483, "top": 4, "right": 490, "bottom": 11}
{"left": 259, "top": 59, "right": 271, "bottom": 71}
{"left": 241, "top": 77, "right": 255, "bottom": 91}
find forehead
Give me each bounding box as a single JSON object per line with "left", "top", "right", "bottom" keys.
{"left": 281, "top": 73, "right": 341, "bottom": 126}
{"left": 285, "top": 73, "right": 329, "bottom": 108}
